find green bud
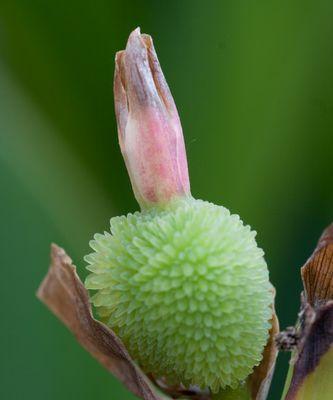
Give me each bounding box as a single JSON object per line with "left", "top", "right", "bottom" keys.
{"left": 85, "top": 197, "right": 273, "bottom": 392}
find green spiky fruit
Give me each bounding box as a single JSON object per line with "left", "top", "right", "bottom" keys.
{"left": 85, "top": 198, "right": 273, "bottom": 392}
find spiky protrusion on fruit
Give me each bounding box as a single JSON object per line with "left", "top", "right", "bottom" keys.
{"left": 85, "top": 198, "right": 273, "bottom": 392}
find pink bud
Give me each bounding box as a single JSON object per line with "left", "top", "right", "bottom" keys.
{"left": 114, "top": 28, "right": 190, "bottom": 209}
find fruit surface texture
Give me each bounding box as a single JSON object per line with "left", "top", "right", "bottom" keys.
{"left": 85, "top": 198, "right": 273, "bottom": 391}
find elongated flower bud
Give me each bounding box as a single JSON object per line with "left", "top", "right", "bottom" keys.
{"left": 114, "top": 28, "right": 190, "bottom": 209}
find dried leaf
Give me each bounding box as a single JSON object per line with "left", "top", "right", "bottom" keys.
{"left": 283, "top": 223, "right": 333, "bottom": 399}
{"left": 37, "top": 244, "right": 165, "bottom": 400}
{"left": 284, "top": 301, "right": 333, "bottom": 400}
{"left": 301, "top": 223, "right": 333, "bottom": 307}
{"left": 248, "top": 291, "right": 279, "bottom": 400}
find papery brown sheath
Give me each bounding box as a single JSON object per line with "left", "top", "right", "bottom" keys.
{"left": 280, "top": 223, "right": 333, "bottom": 400}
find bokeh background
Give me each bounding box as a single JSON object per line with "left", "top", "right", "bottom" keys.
{"left": 1, "top": 1, "right": 332, "bottom": 399}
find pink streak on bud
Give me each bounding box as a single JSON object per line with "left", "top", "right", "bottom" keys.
{"left": 114, "top": 28, "right": 190, "bottom": 209}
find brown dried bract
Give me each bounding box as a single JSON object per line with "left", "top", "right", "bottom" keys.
{"left": 285, "top": 301, "right": 333, "bottom": 400}
{"left": 301, "top": 223, "right": 333, "bottom": 307}
{"left": 248, "top": 291, "right": 279, "bottom": 400}
{"left": 37, "top": 244, "right": 164, "bottom": 400}
{"left": 284, "top": 223, "right": 333, "bottom": 399}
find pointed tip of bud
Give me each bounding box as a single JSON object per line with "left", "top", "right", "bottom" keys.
{"left": 114, "top": 29, "right": 190, "bottom": 209}
{"left": 129, "top": 26, "right": 142, "bottom": 38}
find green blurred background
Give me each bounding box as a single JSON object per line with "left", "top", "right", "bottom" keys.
{"left": 1, "top": 1, "right": 332, "bottom": 399}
